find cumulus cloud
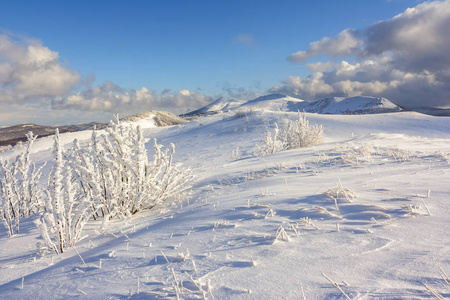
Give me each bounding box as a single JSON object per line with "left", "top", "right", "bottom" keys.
{"left": 283, "top": 0, "right": 450, "bottom": 108}
{"left": 0, "top": 34, "right": 81, "bottom": 104}
{"left": 272, "top": 57, "right": 448, "bottom": 107}
{"left": 52, "top": 81, "right": 213, "bottom": 115}
{"left": 363, "top": 0, "right": 450, "bottom": 72}
{"left": 288, "top": 29, "right": 361, "bottom": 63}
{"left": 306, "top": 61, "right": 335, "bottom": 72}
{"left": 0, "top": 33, "right": 214, "bottom": 124}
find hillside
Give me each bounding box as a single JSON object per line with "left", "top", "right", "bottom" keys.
{"left": 0, "top": 104, "right": 449, "bottom": 299}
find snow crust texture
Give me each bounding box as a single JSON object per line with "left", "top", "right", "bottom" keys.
{"left": 0, "top": 102, "right": 449, "bottom": 299}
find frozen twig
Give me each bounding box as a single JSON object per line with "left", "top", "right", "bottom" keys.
{"left": 424, "top": 283, "right": 444, "bottom": 299}
{"left": 73, "top": 247, "right": 87, "bottom": 267}
{"left": 322, "top": 273, "right": 352, "bottom": 300}
{"left": 185, "top": 272, "right": 207, "bottom": 300}
{"left": 77, "top": 289, "right": 87, "bottom": 295}
{"left": 421, "top": 198, "right": 432, "bottom": 216}
{"left": 300, "top": 285, "right": 306, "bottom": 300}
{"left": 160, "top": 250, "right": 170, "bottom": 264}
{"left": 439, "top": 267, "right": 450, "bottom": 287}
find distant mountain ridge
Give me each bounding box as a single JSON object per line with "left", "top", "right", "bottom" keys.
{"left": 0, "top": 123, "right": 107, "bottom": 148}
{"left": 184, "top": 94, "right": 404, "bottom": 116}
{"left": 294, "top": 96, "right": 403, "bottom": 114}
{"left": 0, "top": 110, "right": 185, "bottom": 149}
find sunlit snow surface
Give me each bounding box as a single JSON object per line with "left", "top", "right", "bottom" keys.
{"left": 1, "top": 110, "right": 449, "bottom": 299}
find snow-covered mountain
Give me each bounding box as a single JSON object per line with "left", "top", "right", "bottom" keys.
{"left": 237, "top": 93, "right": 305, "bottom": 112}
{"left": 294, "top": 96, "right": 403, "bottom": 114}
{"left": 186, "top": 93, "right": 403, "bottom": 115}
{"left": 1, "top": 102, "right": 449, "bottom": 299}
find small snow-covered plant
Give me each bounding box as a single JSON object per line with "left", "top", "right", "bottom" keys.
{"left": 298, "top": 217, "right": 320, "bottom": 229}
{"left": 0, "top": 132, "right": 44, "bottom": 236}
{"left": 274, "top": 225, "right": 290, "bottom": 243}
{"left": 257, "top": 112, "right": 323, "bottom": 155}
{"left": 324, "top": 181, "right": 356, "bottom": 206}
{"left": 338, "top": 143, "right": 375, "bottom": 166}
{"left": 35, "top": 129, "right": 94, "bottom": 254}
{"left": 257, "top": 123, "right": 283, "bottom": 155}
{"left": 231, "top": 147, "right": 240, "bottom": 161}
{"left": 383, "top": 147, "right": 414, "bottom": 161}
{"left": 279, "top": 111, "right": 324, "bottom": 150}
{"left": 404, "top": 204, "right": 422, "bottom": 215}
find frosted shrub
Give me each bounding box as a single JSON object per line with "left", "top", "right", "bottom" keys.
{"left": 279, "top": 111, "right": 324, "bottom": 149}
{"left": 9, "top": 117, "right": 192, "bottom": 253}
{"left": 75, "top": 117, "right": 193, "bottom": 219}
{"left": 258, "top": 112, "right": 323, "bottom": 155}
{"left": 0, "top": 132, "right": 44, "bottom": 236}
{"left": 35, "top": 130, "right": 94, "bottom": 254}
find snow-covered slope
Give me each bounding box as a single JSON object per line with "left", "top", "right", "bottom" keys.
{"left": 0, "top": 106, "right": 449, "bottom": 299}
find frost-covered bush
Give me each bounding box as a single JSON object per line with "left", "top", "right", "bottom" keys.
{"left": 279, "top": 111, "right": 324, "bottom": 149}
{"left": 0, "top": 132, "right": 44, "bottom": 236}
{"left": 81, "top": 118, "right": 193, "bottom": 219}
{"left": 258, "top": 111, "right": 323, "bottom": 155}
{"left": 35, "top": 118, "right": 193, "bottom": 253}
{"left": 35, "top": 129, "right": 94, "bottom": 254}
{"left": 2, "top": 117, "right": 192, "bottom": 252}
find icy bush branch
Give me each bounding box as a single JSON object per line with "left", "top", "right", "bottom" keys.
{"left": 35, "top": 129, "right": 94, "bottom": 254}
{"left": 0, "top": 132, "right": 44, "bottom": 236}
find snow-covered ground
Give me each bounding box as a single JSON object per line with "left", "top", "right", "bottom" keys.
{"left": 1, "top": 107, "right": 450, "bottom": 299}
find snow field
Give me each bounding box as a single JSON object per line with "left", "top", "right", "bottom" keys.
{"left": 0, "top": 110, "right": 449, "bottom": 299}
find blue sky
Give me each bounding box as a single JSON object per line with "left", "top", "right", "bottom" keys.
{"left": 1, "top": 0, "right": 449, "bottom": 125}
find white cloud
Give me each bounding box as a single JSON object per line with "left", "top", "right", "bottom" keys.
{"left": 307, "top": 61, "right": 335, "bottom": 72}
{"left": 288, "top": 29, "right": 360, "bottom": 62}
{"left": 52, "top": 82, "right": 213, "bottom": 115}
{"left": 283, "top": 0, "right": 450, "bottom": 108}
{"left": 0, "top": 33, "right": 214, "bottom": 125}
{"left": 272, "top": 58, "right": 449, "bottom": 107}
{"left": 362, "top": 0, "right": 450, "bottom": 72}
{"left": 0, "top": 34, "right": 81, "bottom": 104}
